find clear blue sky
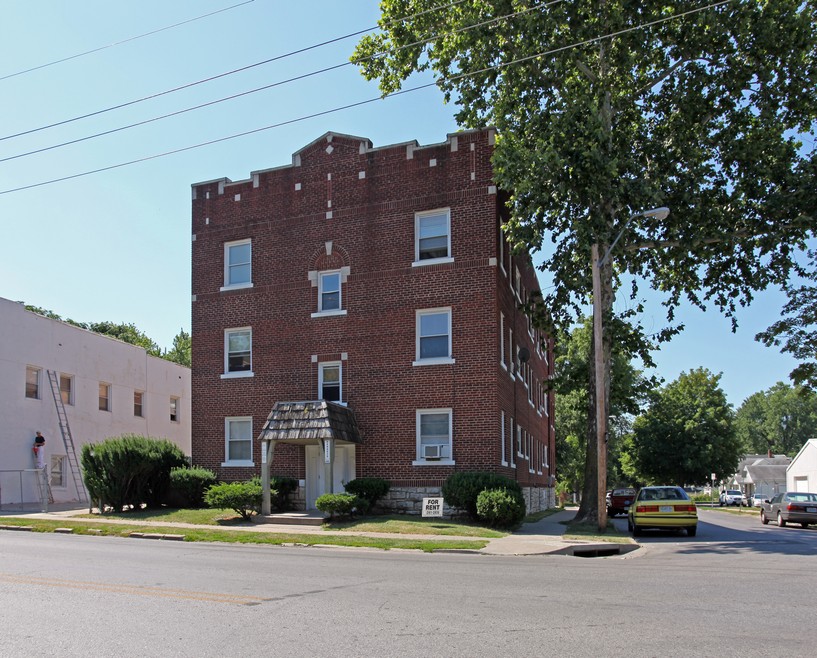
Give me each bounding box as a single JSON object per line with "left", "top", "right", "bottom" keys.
{"left": 0, "top": 0, "right": 803, "bottom": 408}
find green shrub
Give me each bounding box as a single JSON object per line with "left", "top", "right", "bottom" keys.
{"left": 270, "top": 476, "right": 299, "bottom": 512}
{"left": 315, "top": 493, "right": 360, "bottom": 519}
{"left": 80, "top": 435, "right": 187, "bottom": 512}
{"left": 343, "top": 477, "right": 390, "bottom": 512}
{"left": 204, "top": 480, "right": 264, "bottom": 521}
{"left": 476, "top": 488, "right": 526, "bottom": 528}
{"left": 165, "top": 467, "right": 217, "bottom": 508}
{"left": 442, "top": 471, "right": 524, "bottom": 520}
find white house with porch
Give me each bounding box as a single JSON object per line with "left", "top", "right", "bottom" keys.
{"left": 787, "top": 439, "right": 817, "bottom": 493}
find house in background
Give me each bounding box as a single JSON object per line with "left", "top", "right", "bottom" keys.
{"left": 787, "top": 439, "right": 817, "bottom": 493}
{"left": 729, "top": 453, "right": 792, "bottom": 499}
{"left": 190, "top": 128, "right": 555, "bottom": 514}
{"left": 0, "top": 297, "right": 191, "bottom": 507}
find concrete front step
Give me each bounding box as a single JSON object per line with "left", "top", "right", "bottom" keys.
{"left": 254, "top": 512, "right": 327, "bottom": 526}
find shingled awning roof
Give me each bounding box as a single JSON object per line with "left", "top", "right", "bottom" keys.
{"left": 257, "top": 400, "right": 362, "bottom": 445}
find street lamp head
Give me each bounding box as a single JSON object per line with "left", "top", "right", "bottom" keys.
{"left": 641, "top": 206, "right": 670, "bottom": 220}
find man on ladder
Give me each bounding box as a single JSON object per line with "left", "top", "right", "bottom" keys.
{"left": 33, "top": 431, "right": 46, "bottom": 469}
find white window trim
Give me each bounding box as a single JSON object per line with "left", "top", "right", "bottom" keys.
{"left": 499, "top": 224, "right": 506, "bottom": 275}
{"left": 50, "top": 455, "right": 67, "bottom": 489}
{"left": 413, "top": 208, "right": 453, "bottom": 266}
{"left": 222, "top": 327, "right": 254, "bottom": 378}
{"left": 311, "top": 309, "right": 348, "bottom": 318}
{"left": 318, "top": 361, "right": 343, "bottom": 405}
{"left": 510, "top": 417, "right": 516, "bottom": 467}
{"left": 500, "top": 312, "right": 507, "bottom": 369}
{"left": 222, "top": 416, "right": 254, "bottom": 467}
{"left": 517, "top": 425, "right": 523, "bottom": 458}
{"left": 413, "top": 408, "right": 455, "bottom": 466}
{"left": 508, "top": 328, "right": 514, "bottom": 379}
{"left": 59, "top": 373, "right": 74, "bottom": 406}
{"left": 317, "top": 270, "right": 343, "bottom": 313}
{"left": 221, "top": 239, "right": 253, "bottom": 291}
{"left": 413, "top": 307, "right": 455, "bottom": 366}
{"left": 500, "top": 411, "right": 508, "bottom": 466}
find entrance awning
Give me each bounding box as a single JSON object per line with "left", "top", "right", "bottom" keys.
{"left": 257, "top": 400, "right": 362, "bottom": 445}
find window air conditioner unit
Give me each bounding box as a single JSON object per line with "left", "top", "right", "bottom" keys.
{"left": 423, "top": 444, "right": 443, "bottom": 460}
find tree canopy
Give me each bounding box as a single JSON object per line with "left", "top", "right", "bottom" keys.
{"left": 624, "top": 368, "right": 740, "bottom": 485}
{"left": 23, "top": 305, "right": 190, "bottom": 367}
{"left": 756, "top": 250, "right": 817, "bottom": 391}
{"left": 734, "top": 382, "right": 817, "bottom": 455}
{"left": 355, "top": 0, "right": 816, "bottom": 521}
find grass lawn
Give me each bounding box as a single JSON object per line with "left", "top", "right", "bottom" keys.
{"left": 76, "top": 508, "right": 247, "bottom": 525}
{"left": 324, "top": 515, "right": 506, "bottom": 538}
{"left": 0, "top": 517, "right": 488, "bottom": 552}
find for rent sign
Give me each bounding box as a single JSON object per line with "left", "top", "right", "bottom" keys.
{"left": 422, "top": 497, "right": 443, "bottom": 517}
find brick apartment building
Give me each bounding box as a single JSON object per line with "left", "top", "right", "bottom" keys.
{"left": 190, "top": 128, "right": 555, "bottom": 513}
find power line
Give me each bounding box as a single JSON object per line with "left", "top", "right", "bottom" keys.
{"left": 0, "top": 0, "right": 469, "bottom": 143}
{"left": 0, "top": 1, "right": 256, "bottom": 82}
{"left": 0, "top": 0, "right": 735, "bottom": 197}
{"left": 0, "top": 0, "right": 557, "bottom": 162}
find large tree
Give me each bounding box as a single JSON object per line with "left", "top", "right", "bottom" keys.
{"left": 554, "top": 317, "right": 655, "bottom": 494}
{"left": 354, "top": 1, "right": 817, "bottom": 521}
{"left": 624, "top": 368, "right": 740, "bottom": 485}
{"left": 756, "top": 250, "right": 817, "bottom": 391}
{"left": 734, "top": 382, "right": 817, "bottom": 455}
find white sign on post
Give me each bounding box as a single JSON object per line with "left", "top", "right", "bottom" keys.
{"left": 324, "top": 440, "right": 332, "bottom": 464}
{"left": 422, "top": 497, "right": 443, "bottom": 517}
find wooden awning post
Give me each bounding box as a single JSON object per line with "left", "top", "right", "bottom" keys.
{"left": 260, "top": 439, "right": 275, "bottom": 516}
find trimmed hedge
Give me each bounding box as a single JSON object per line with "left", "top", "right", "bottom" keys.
{"left": 343, "top": 477, "right": 390, "bottom": 513}
{"left": 81, "top": 435, "right": 187, "bottom": 512}
{"left": 476, "top": 488, "right": 526, "bottom": 528}
{"left": 165, "top": 467, "right": 217, "bottom": 508}
{"left": 315, "top": 493, "right": 360, "bottom": 519}
{"left": 204, "top": 480, "right": 264, "bottom": 521}
{"left": 442, "top": 471, "right": 524, "bottom": 521}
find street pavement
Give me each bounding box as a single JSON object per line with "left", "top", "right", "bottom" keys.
{"left": 0, "top": 504, "right": 637, "bottom": 556}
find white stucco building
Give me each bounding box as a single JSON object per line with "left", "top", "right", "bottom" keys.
{"left": 787, "top": 439, "right": 817, "bottom": 493}
{"left": 0, "top": 297, "right": 191, "bottom": 507}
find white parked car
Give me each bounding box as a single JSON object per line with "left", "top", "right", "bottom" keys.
{"left": 719, "top": 490, "right": 747, "bottom": 506}
{"left": 749, "top": 493, "right": 766, "bottom": 507}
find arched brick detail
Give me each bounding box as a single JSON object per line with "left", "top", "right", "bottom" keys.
{"left": 311, "top": 242, "right": 350, "bottom": 271}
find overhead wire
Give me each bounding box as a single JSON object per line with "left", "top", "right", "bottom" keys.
{"left": 0, "top": 0, "right": 557, "bottom": 163}
{"left": 0, "top": 0, "right": 469, "bottom": 142}
{"left": 0, "top": 0, "right": 736, "bottom": 197}
{"left": 0, "top": 0, "right": 256, "bottom": 82}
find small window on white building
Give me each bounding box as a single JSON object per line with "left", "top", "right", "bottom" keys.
{"left": 414, "top": 209, "right": 451, "bottom": 263}
{"left": 50, "top": 455, "right": 65, "bottom": 488}
{"left": 225, "top": 328, "right": 252, "bottom": 375}
{"left": 224, "top": 416, "right": 253, "bottom": 465}
{"left": 60, "top": 374, "right": 73, "bottom": 406}
{"left": 170, "top": 397, "right": 180, "bottom": 422}
{"left": 25, "top": 366, "right": 41, "bottom": 399}
{"left": 319, "top": 362, "right": 342, "bottom": 403}
{"left": 415, "top": 409, "right": 453, "bottom": 463}
{"left": 99, "top": 383, "right": 111, "bottom": 412}
{"left": 134, "top": 391, "right": 144, "bottom": 417}
{"left": 223, "top": 239, "right": 252, "bottom": 289}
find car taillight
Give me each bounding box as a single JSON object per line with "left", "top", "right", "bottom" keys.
{"left": 675, "top": 505, "right": 697, "bottom": 513}
{"left": 787, "top": 503, "right": 797, "bottom": 511}
{"left": 636, "top": 505, "right": 658, "bottom": 513}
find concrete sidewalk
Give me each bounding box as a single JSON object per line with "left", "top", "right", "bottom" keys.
{"left": 0, "top": 504, "right": 638, "bottom": 557}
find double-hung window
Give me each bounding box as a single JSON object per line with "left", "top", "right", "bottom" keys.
{"left": 415, "top": 409, "right": 453, "bottom": 464}
{"left": 224, "top": 417, "right": 253, "bottom": 466}
{"left": 222, "top": 239, "right": 252, "bottom": 290}
{"left": 25, "top": 366, "right": 40, "bottom": 399}
{"left": 60, "top": 374, "right": 73, "bottom": 406}
{"left": 50, "top": 455, "right": 66, "bottom": 488}
{"left": 170, "top": 397, "right": 179, "bottom": 422}
{"left": 319, "top": 362, "right": 342, "bottom": 403}
{"left": 224, "top": 328, "right": 252, "bottom": 377}
{"left": 319, "top": 271, "right": 341, "bottom": 312}
{"left": 414, "top": 209, "right": 452, "bottom": 264}
{"left": 134, "top": 391, "right": 144, "bottom": 417}
{"left": 414, "top": 308, "right": 453, "bottom": 365}
{"left": 99, "top": 383, "right": 111, "bottom": 412}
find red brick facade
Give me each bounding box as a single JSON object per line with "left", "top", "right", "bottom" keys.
{"left": 191, "top": 128, "right": 555, "bottom": 512}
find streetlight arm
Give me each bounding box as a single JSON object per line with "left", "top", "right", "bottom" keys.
{"left": 597, "top": 207, "right": 670, "bottom": 268}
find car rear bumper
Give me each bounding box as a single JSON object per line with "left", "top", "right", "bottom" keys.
{"left": 631, "top": 514, "right": 698, "bottom": 529}
{"left": 782, "top": 511, "right": 817, "bottom": 524}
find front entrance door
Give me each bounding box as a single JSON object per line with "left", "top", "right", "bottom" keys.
{"left": 305, "top": 444, "right": 356, "bottom": 509}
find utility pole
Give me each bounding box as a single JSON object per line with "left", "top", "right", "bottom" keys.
{"left": 592, "top": 243, "right": 608, "bottom": 533}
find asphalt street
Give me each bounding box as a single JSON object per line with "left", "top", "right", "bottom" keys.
{"left": 1, "top": 509, "right": 815, "bottom": 657}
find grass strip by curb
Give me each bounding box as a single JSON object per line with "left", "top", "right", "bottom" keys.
{"left": 0, "top": 517, "right": 488, "bottom": 553}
